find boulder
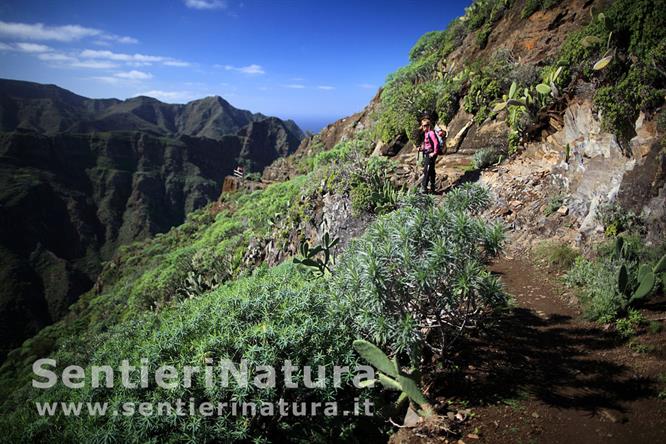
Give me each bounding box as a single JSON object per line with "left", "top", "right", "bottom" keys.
{"left": 372, "top": 134, "right": 408, "bottom": 157}
{"left": 458, "top": 120, "right": 510, "bottom": 155}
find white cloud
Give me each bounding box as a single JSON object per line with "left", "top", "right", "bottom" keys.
{"left": 163, "top": 60, "right": 191, "bottom": 67}
{"left": 71, "top": 60, "right": 118, "bottom": 69}
{"left": 30, "top": 50, "right": 114, "bottom": 68}
{"left": 103, "top": 35, "right": 138, "bottom": 44}
{"left": 283, "top": 84, "right": 305, "bottom": 89}
{"left": 89, "top": 71, "right": 152, "bottom": 84}
{"left": 37, "top": 52, "right": 77, "bottom": 62}
{"left": 114, "top": 70, "right": 153, "bottom": 80}
{"left": 184, "top": 0, "right": 227, "bottom": 10}
{"left": 357, "top": 83, "right": 376, "bottom": 89}
{"left": 317, "top": 85, "right": 335, "bottom": 90}
{"left": 80, "top": 49, "right": 188, "bottom": 67}
{"left": 90, "top": 76, "right": 121, "bottom": 84}
{"left": 81, "top": 49, "right": 160, "bottom": 62}
{"left": 0, "top": 42, "right": 52, "bottom": 53}
{"left": 0, "top": 21, "right": 99, "bottom": 41}
{"left": 136, "top": 90, "right": 196, "bottom": 102}
{"left": 14, "top": 42, "right": 52, "bottom": 53}
{"left": 0, "top": 21, "right": 136, "bottom": 44}
{"left": 220, "top": 63, "right": 265, "bottom": 75}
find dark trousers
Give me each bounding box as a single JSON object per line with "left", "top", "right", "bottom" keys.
{"left": 421, "top": 153, "right": 437, "bottom": 192}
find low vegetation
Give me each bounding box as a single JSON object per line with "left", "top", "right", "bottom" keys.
{"left": 4, "top": 0, "right": 666, "bottom": 440}
{"left": 556, "top": 0, "right": 666, "bottom": 142}
{"left": 0, "top": 118, "right": 506, "bottom": 441}
{"left": 472, "top": 147, "right": 505, "bottom": 169}
{"left": 564, "top": 236, "right": 666, "bottom": 323}
{"left": 337, "top": 184, "right": 506, "bottom": 362}
{"left": 533, "top": 241, "right": 580, "bottom": 271}
{"left": 520, "top": 0, "right": 563, "bottom": 19}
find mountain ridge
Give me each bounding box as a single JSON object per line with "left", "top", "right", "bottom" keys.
{"left": 0, "top": 78, "right": 304, "bottom": 140}
{"left": 0, "top": 79, "right": 304, "bottom": 356}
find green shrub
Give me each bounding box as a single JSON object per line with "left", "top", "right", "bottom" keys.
{"left": 439, "top": 19, "right": 468, "bottom": 59}
{"left": 351, "top": 181, "right": 374, "bottom": 216}
{"left": 564, "top": 256, "right": 623, "bottom": 323}
{"left": 377, "top": 79, "right": 437, "bottom": 143}
{"left": 409, "top": 30, "right": 447, "bottom": 62}
{"left": 520, "top": 0, "right": 563, "bottom": 19}
{"left": 533, "top": 241, "right": 580, "bottom": 270}
{"left": 464, "top": 0, "right": 512, "bottom": 34}
{"left": 444, "top": 182, "right": 493, "bottom": 214}
{"left": 615, "top": 308, "right": 645, "bottom": 339}
{"left": 0, "top": 263, "right": 381, "bottom": 442}
{"left": 408, "top": 16, "right": 467, "bottom": 63}
{"left": 556, "top": 0, "right": 666, "bottom": 140}
{"left": 476, "top": 21, "right": 493, "bottom": 49}
{"left": 463, "top": 55, "right": 513, "bottom": 125}
{"left": 350, "top": 156, "right": 401, "bottom": 215}
{"left": 508, "top": 130, "right": 521, "bottom": 154}
{"left": 648, "top": 321, "right": 663, "bottom": 335}
{"left": 244, "top": 171, "right": 262, "bottom": 181}
{"left": 463, "top": 72, "right": 502, "bottom": 124}
{"left": 596, "top": 201, "right": 644, "bottom": 237}
{"left": 593, "top": 51, "right": 666, "bottom": 141}
{"left": 464, "top": 0, "right": 512, "bottom": 48}
{"left": 335, "top": 184, "right": 506, "bottom": 362}
{"left": 378, "top": 15, "right": 474, "bottom": 143}
{"left": 473, "top": 147, "right": 504, "bottom": 169}
{"left": 543, "top": 195, "right": 564, "bottom": 216}
{"left": 564, "top": 235, "right": 666, "bottom": 322}
{"left": 295, "top": 139, "right": 357, "bottom": 174}
{"left": 436, "top": 77, "right": 465, "bottom": 125}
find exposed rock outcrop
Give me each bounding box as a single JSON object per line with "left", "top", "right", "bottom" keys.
{"left": 479, "top": 89, "right": 664, "bottom": 253}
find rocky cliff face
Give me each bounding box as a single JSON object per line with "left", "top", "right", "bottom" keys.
{"left": 0, "top": 80, "right": 303, "bottom": 357}
{"left": 479, "top": 98, "right": 664, "bottom": 253}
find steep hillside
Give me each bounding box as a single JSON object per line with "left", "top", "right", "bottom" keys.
{"left": 1, "top": 0, "right": 665, "bottom": 442}
{"left": 0, "top": 80, "right": 304, "bottom": 357}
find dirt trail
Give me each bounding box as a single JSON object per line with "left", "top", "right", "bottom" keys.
{"left": 446, "top": 257, "right": 666, "bottom": 443}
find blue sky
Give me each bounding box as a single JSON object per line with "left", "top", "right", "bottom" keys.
{"left": 0, "top": 0, "right": 470, "bottom": 132}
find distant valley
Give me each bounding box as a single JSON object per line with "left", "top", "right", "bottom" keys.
{"left": 0, "top": 79, "right": 304, "bottom": 357}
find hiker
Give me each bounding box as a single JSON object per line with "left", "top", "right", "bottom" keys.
{"left": 419, "top": 118, "right": 440, "bottom": 193}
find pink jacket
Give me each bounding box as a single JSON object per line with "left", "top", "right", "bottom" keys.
{"left": 422, "top": 130, "right": 439, "bottom": 155}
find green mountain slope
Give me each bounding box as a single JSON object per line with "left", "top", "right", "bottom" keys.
{"left": 0, "top": 80, "right": 304, "bottom": 357}
{"left": 1, "top": 0, "right": 665, "bottom": 442}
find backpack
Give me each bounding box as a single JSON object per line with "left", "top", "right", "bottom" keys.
{"left": 434, "top": 125, "right": 446, "bottom": 146}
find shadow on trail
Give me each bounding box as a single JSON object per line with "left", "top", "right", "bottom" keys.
{"left": 430, "top": 299, "right": 658, "bottom": 415}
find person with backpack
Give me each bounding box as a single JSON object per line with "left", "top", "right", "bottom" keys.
{"left": 419, "top": 118, "right": 441, "bottom": 193}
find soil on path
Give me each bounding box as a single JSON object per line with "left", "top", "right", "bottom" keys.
{"left": 392, "top": 257, "right": 666, "bottom": 443}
